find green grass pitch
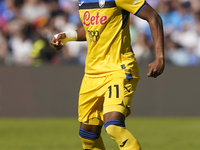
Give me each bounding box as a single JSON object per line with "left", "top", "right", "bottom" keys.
{"left": 0, "top": 117, "right": 199, "bottom": 150}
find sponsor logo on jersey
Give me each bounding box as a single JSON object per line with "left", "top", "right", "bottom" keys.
{"left": 83, "top": 11, "right": 108, "bottom": 26}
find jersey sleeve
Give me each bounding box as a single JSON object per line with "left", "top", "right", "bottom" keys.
{"left": 115, "top": 0, "right": 147, "bottom": 16}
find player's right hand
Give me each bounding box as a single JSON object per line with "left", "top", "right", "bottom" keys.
{"left": 51, "top": 33, "right": 66, "bottom": 50}
{"left": 147, "top": 57, "right": 165, "bottom": 78}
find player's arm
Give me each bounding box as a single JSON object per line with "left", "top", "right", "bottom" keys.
{"left": 51, "top": 26, "right": 86, "bottom": 50}
{"left": 137, "top": 3, "right": 165, "bottom": 78}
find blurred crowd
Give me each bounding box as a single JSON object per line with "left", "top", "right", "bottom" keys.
{"left": 0, "top": 0, "right": 199, "bottom": 67}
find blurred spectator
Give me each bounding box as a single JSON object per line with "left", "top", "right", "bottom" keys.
{"left": 5, "top": 19, "right": 33, "bottom": 66}
{"left": 20, "top": 0, "right": 50, "bottom": 24}
{"left": 58, "top": 0, "right": 81, "bottom": 25}
{"left": 193, "top": 11, "right": 200, "bottom": 58}
{"left": 190, "top": 0, "right": 200, "bottom": 13}
{"left": 166, "top": 37, "right": 190, "bottom": 66}
{"left": 132, "top": 32, "right": 153, "bottom": 65}
{"left": 129, "top": 16, "right": 138, "bottom": 45}
{"left": 0, "top": 31, "right": 7, "bottom": 63}
{"left": 30, "top": 17, "right": 58, "bottom": 67}
{"left": 158, "top": 0, "right": 178, "bottom": 35}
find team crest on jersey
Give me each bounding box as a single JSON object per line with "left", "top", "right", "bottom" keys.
{"left": 79, "top": 1, "right": 84, "bottom": 6}
{"left": 99, "top": 0, "right": 105, "bottom": 8}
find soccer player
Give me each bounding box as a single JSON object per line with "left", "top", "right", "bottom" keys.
{"left": 51, "top": 0, "right": 164, "bottom": 149}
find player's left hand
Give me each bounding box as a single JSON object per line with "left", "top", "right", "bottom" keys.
{"left": 147, "top": 58, "right": 165, "bottom": 78}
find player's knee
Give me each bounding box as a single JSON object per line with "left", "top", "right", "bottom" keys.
{"left": 104, "top": 120, "right": 125, "bottom": 138}
{"left": 79, "top": 128, "right": 100, "bottom": 141}
{"left": 79, "top": 128, "right": 106, "bottom": 150}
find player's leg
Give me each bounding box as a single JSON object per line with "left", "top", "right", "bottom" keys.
{"left": 79, "top": 123, "right": 105, "bottom": 150}
{"left": 103, "top": 72, "right": 141, "bottom": 150}
{"left": 104, "top": 111, "right": 141, "bottom": 150}
{"left": 78, "top": 75, "right": 106, "bottom": 150}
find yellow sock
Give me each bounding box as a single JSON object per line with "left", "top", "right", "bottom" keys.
{"left": 106, "top": 125, "right": 141, "bottom": 150}
{"left": 79, "top": 136, "right": 105, "bottom": 150}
